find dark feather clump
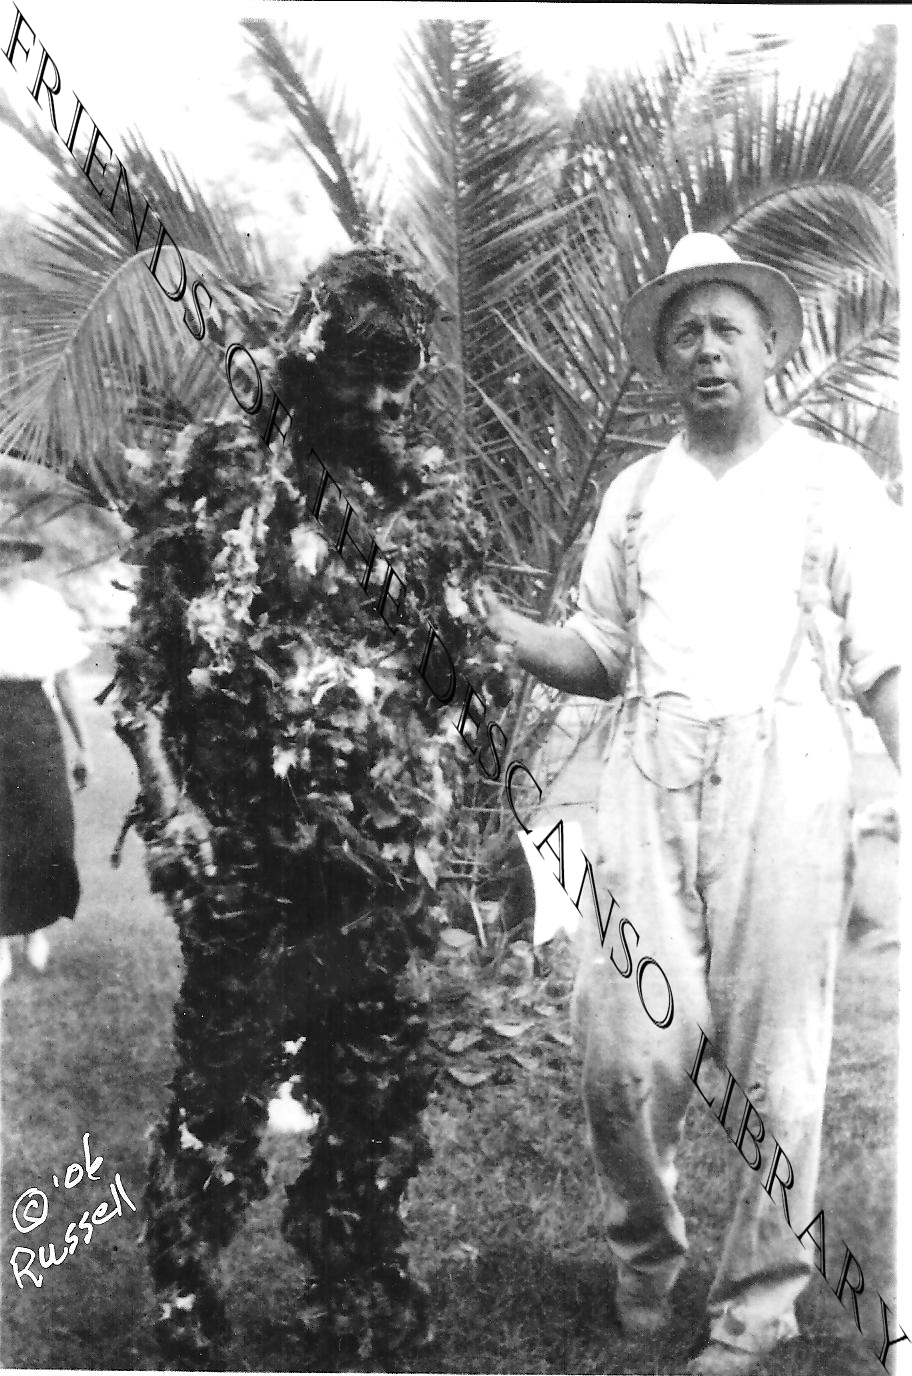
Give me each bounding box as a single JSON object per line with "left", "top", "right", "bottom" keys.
{"left": 115, "top": 246, "right": 465, "bottom": 1368}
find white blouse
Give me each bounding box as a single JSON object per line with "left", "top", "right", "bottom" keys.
{"left": 0, "top": 578, "right": 89, "bottom": 681}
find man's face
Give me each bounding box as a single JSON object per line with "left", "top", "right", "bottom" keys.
{"left": 658, "top": 283, "right": 776, "bottom": 424}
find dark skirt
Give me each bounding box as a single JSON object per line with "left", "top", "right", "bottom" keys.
{"left": 0, "top": 680, "right": 80, "bottom": 937}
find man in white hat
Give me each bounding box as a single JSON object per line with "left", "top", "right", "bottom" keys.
{"left": 477, "top": 233, "right": 900, "bottom": 1373}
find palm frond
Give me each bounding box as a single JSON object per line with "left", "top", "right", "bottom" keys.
{"left": 0, "top": 240, "right": 264, "bottom": 488}
{"left": 773, "top": 274, "right": 898, "bottom": 443}
{"left": 240, "top": 19, "right": 380, "bottom": 244}
{"left": 0, "top": 88, "right": 277, "bottom": 289}
{"left": 0, "top": 97, "right": 285, "bottom": 497}
{"left": 396, "top": 19, "right": 573, "bottom": 448}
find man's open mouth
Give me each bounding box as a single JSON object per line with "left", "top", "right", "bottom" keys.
{"left": 694, "top": 377, "right": 729, "bottom": 395}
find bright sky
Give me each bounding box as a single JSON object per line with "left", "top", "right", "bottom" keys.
{"left": 0, "top": 2, "right": 900, "bottom": 271}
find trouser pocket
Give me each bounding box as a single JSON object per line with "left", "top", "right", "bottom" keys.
{"left": 627, "top": 702, "right": 709, "bottom": 792}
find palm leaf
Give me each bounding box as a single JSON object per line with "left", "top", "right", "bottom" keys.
{"left": 0, "top": 99, "right": 283, "bottom": 498}
{"left": 773, "top": 274, "right": 898, "bottom": 459}
{"left": 240, "top": 19, "right": 380, "bottom": 244}
{"left": 0, "top": 239, "right": 262, "bottom": 475}
{"left": 396, "top": 19, "right": 573, "bottom": 451}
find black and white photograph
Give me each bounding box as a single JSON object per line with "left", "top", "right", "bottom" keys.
{"left": 0, "top": 4, "right": 904, "bottom": 1373}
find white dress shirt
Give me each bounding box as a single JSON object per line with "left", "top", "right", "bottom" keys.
{"left": 566, "top": 422, "right": 899, "bottom": 718}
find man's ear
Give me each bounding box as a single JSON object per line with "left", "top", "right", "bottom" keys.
{"left": 764, "top": 329, "right": 778, "bottom": 372}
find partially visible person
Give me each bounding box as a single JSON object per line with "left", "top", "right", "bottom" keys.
{"left": 0, "top": 532, "right": 90, "bottom": 984}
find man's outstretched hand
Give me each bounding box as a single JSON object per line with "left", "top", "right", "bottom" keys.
{"left": 470, "top": 582, "right": 618, "bottom": 699}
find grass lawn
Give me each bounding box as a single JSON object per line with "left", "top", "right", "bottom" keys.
{"left": 0, "top": 680, "right": 900, "bottom": 1373}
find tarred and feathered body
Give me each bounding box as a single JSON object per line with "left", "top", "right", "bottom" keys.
{"left": 114, "top": 248, "right": 482, "bottom": 1367}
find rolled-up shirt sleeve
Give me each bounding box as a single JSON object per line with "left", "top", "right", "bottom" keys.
{"left": 829, "top": 456, "right": 902, "bottom": 699}
{"left": 565, "top": 474, "right": 631, "bottom": 682}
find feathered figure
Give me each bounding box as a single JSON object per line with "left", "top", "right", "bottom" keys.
{"left": 113, "top": 247, "right": 483, "bottom": 1368}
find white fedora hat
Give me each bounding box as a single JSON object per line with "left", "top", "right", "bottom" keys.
{"left": 622, "top": 233, "right": 804, "bottom": 379}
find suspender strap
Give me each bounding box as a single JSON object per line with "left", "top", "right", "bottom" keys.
{"left": 775, "top": 479, "right": 846, "bottom": 718}
{"left": 775, "top": 481, "right": 823, "bottom": 698}
{"left": 623, "top": 453, "right": 664, "bottom": 700}
{"left": 773, "top": 617, "right": 808, "bottom": 700}
{"left": 618, "top": 462, "right": 849, "bottom": 736}
{"left": 800, "top": 480, "right": 827, "bottom": 615}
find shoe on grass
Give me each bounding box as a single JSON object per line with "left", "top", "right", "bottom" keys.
{"left": 685, "top": 1338, "right": 767, "bottom": 1374}
{"left": 25, "top": 930, "right": 50, "bottom": 972}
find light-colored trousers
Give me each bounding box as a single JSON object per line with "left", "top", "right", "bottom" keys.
{"left": 572, "top": 694, "right": 854, "bottom": 1353}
